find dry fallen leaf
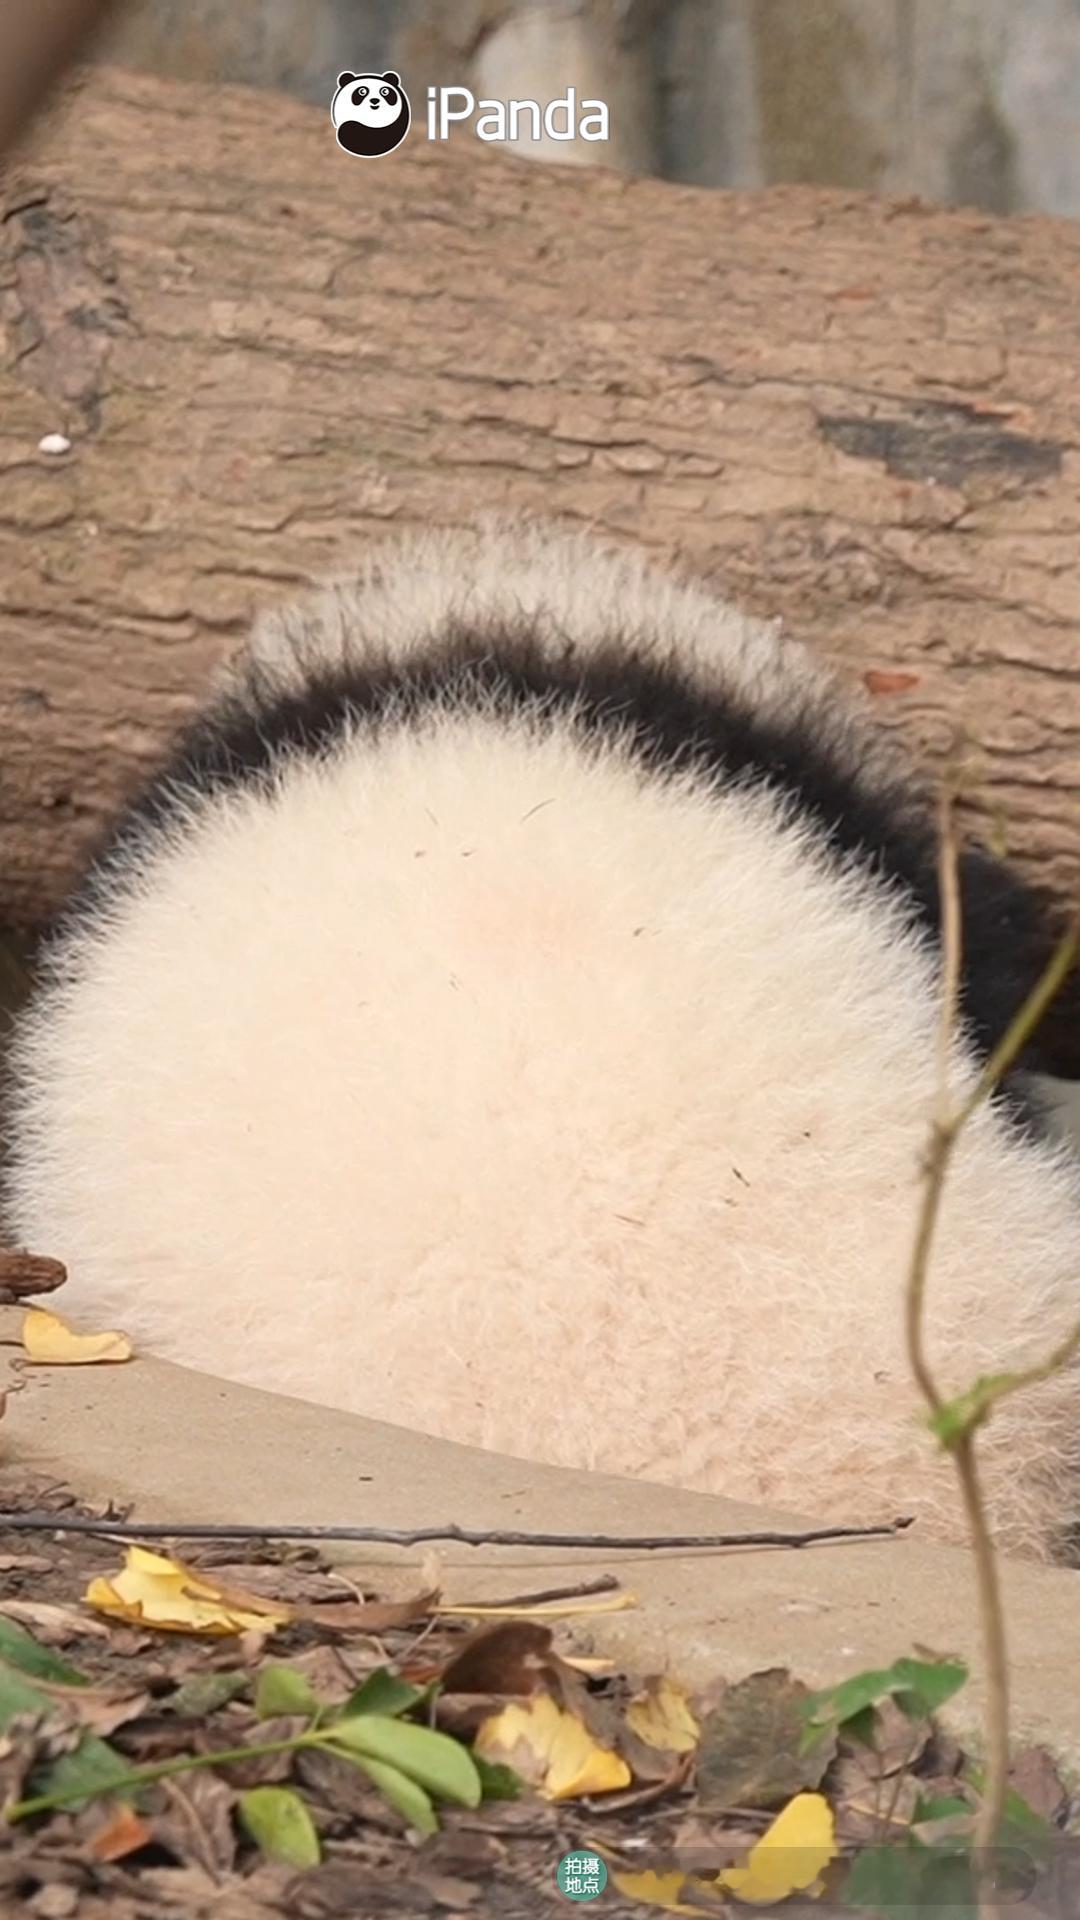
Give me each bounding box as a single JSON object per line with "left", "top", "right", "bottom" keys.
{"left": 88, "top": 1803, "right": 154, "bottom": 1862}
{"left": 440, "top": 1590, "right": 635, "bottom": 1620}
{"left": 610, "top": 1868, "right": 717, "bottom": 1915}
{"left": 832, "top": 1749, "right": 919, "bottom": 1846}
{"left": 85, "top": 1545, "right": 292, "bottom": 1637}
{"left": 0, "top": 1599, "right": 111, "bottom": 1644}
{"left": 22, "top": 1306, "right": 132, "bottom": 1366}
{"left": 474, "top": 1692, "right": 631, "bottom": 1799}
{"left": 439, "top": 1620, "right": 553, "bottom": 1696}
{"left": 626, "top": 1676, "right": 700, "bottom": 1756}
{"left": 697, "top": 1668, "right": 833, "bottom": 1811}
{"left": 863, "top": 668, "right": 921, "bottom": 697}
{"left": 1008, "top": 1745, "right": 1069, "bottom": 1826}
{"left": 718, "top": 1791, "right": 837, "bottom": 1904}
{"left": 0, "top": 1247, "right": 67, "bottom": 1304}
{"left": 296, "top": 1588, "right": 438, "bottom": 1633}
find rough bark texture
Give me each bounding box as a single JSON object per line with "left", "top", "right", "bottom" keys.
{"left": 0, "top": 0, "right": 119, "bottom": 160}
{"left": 2, "top": 67, "right": 1080, "bottom": 977}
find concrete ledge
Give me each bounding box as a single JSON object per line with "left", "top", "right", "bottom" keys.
{"left": 3, "top": 1337, "right": 1079, "bottom": 1771}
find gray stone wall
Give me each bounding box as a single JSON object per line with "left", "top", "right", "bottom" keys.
{"left": 93, "top": 0, "right": 1080, "bottom": 215}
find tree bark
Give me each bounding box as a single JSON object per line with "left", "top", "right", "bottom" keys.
{"left": 2, "top": 66, "right": 1079, "bottom": 982}
{"left": 0, "top": 0, "right": 119, "bottom": 160}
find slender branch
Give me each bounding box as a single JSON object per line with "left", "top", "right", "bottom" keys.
{"left": 904, "top": 1119, "right": 950, "bottom": 1418}
{"left": 0, "top": 1513, "right": 914, "bottom": 1551}
{"left": 7, "top": 1728, "right": 326, "bottom": 1824}
{"left": 905, "top": 787, "right": 1080, "bottom": 1918}
{"left": 960, "top": 916, "right": 1080, "bottom": 1131}
{"left": 934, "top": 785, "right": 966, "bottom": 1128}
{"left": 952, "top": 1433, "right": 1010, "bottom": 1904}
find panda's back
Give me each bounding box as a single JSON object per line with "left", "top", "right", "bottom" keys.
{"left": 6, "top": 519, "right": 1080, "bottom": 1558}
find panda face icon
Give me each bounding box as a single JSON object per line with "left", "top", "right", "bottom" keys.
{"left": 332, "top": 70, "right": 411, "bottom": 158}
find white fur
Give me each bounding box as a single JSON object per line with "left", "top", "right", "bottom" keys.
{"left": 7, "top": 519, "right": 1080, "bottom": 1558}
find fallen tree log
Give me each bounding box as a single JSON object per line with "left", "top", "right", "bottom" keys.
{"left": 1, "top": 70, "right": 1079, "bottom": 1018}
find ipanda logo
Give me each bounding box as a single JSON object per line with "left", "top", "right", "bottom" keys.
{"left": 426, "top": 85, "right": 609, "bottom": 145}
{"left": 331, "top": 70, "right": 411, "bottom": 158}
{"left": 331, "top": 69, "right": 609, "bottom": 156}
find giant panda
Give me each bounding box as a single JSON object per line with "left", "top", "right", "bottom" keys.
{"left": 4, "top": 517, "right": 1080, "bottom": 1559}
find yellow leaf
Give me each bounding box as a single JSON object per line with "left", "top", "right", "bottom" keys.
{"left": 22, "top": 1307, "right": 132, "bottom": 1366}
{"left": 626, "top": 1676, "right": 700, "bottom": 1754}
{"left": 719, "top": 1791, "right": 836, "bottom": 1904}
{"left": 610, "top": 1869, "right": 714, "bottom": 1914}
{"left": 85, "top": 1544, "right": 291, "bottom": 1638}
{"left": 474, "top": 1693, "right": 630, "bottom": 1799}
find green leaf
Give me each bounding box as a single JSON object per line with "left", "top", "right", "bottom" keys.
{"left": 930, "top": 1376, "right": 1016, "bottom": 1447}
{"left": 1000, "top": 1786, "right": 1053, "bottom": 1842}
{"left": 0, "top": 1660, "right": 136, "bottom": 1813}
{"left": 166, "top": 1670, "right": 251, "bottom": 1718}
{"left": 254, "top": 1665, "right": 320, "bottom": 1720}
{"left": 844, "top": 1841, "right": 927, "bottom": 1917}
{"left": 238, "top": 1785, "right": 321, "bottom": 1869}
{"left": 323, "top": 1714, "right": 481, "bottom": 1808}
{"left": 914, "top": 1793, "right": 972, "bottom": 1824}
{"left": 0, "top": 1618, "right": 88, "bottom": 1688}
{"left": 343, "top": 1669, "right": 423, "bottom": 1719}
{"left": 347, "top": 1753, "right": 438, "bottom": 1833}
{"left": 803, "top": 1657, "right": 968, "bottom": 1736}
{"left": 473, "top": 1754, "right": 522, "bottom": 1801}
{"left": 840, "top": 1704, "right": 878, "bottom": 1749}
{"left": 844, "top": 1841, "right": 976, "bottom": 1919}
{"left": 0, "top": 1662, "right": 59, "bottom": 1730}
{"left": 963, "top": 1767, "right": 1053, "bottom": 1846}
{"left": 39, "top": 1736, "right": 137, "bottom": 1813}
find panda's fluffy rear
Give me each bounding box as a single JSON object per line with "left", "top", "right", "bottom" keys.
{"left": 6, "top": 518, "right": 1080, "bottom": 1558}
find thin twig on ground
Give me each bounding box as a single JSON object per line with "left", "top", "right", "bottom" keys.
{"left": 0, "top": 1513, "right": 915, "bottom": 1551}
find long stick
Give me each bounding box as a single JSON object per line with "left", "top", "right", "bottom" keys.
{"left": 0, "top": 1512, "right": 913, "bottom": 1551}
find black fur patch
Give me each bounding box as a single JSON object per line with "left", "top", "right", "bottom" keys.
{"left": 54, "top": 617, "right": 1075, "bottom": 1089}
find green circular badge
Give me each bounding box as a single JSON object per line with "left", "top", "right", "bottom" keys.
{"left": 556, "top": 1851, "right": 608, "bottom": 1901}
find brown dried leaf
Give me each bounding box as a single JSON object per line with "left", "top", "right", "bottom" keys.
{"left": 154, "top": 1767, "right": 239, "bottom": 1877}
{"left": 87, "top": 1803, "right": 154, "bottom": 1862}
{"left": 212, "top": 1715, "right": 309, "bottom": 1789}
{"left": 831, "top": 1750, "right": 920, "bottom": 1846}
{"left": 581, "top": 1749, "right": 695, "bottom": 1813}
{"left": 1008, "top": 1745, "right": 1068, "bottom": 1825}
{"left": 0, "top": 1599, "right": 111, "bottom": 1645}
{"left": 838, "top": 1697, "right": 929, "bottom": 1779}
{"left": 0, "top": 1248, "right": 67, "bottom": 1303}
{"left": 439, "top": 1620, "right": 553, "bottom": 1696}
{"left": 673, "top": 1810, "right": 766, "bottom": 1872}
{"left": 863, "top": 668, "right": 921, "bottom": 696}
{"left": 696, "top": 1668, "right": 835, "bottom": 1811}
{"left": 296, "top": 1744, "right": 408, "bottom": 1829}
{"left": 297, "top": 1587, "right": 438, "bottom": 1633}
{"left": 36, "top": 1680, "right": 151, "bottom": 1739}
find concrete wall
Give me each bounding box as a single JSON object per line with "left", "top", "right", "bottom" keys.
{"left": 80, "top": 0, "right": 1080, "bottom": 216}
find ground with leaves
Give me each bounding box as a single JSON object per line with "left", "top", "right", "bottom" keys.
{"left": 2, "top": 1473, "right": 1079, "bottom": 1920}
